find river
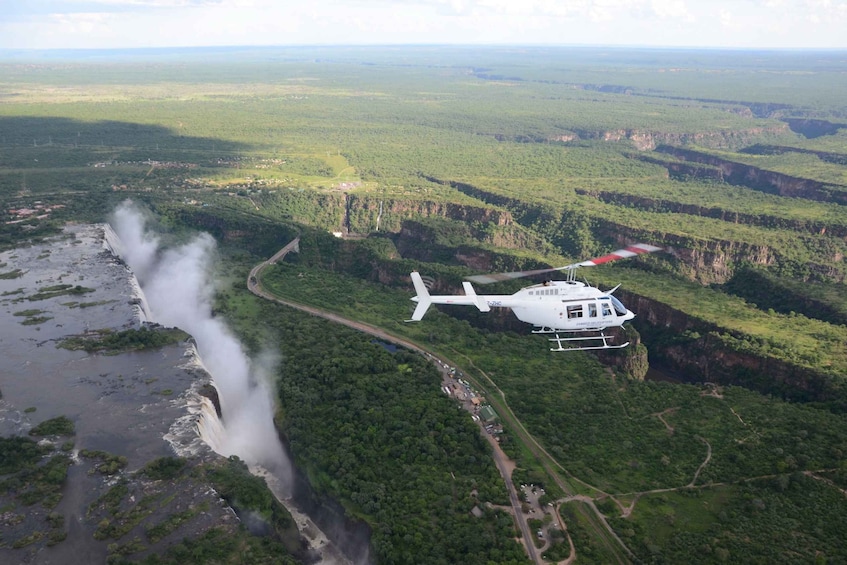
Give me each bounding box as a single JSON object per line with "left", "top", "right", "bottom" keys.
{"left": 0, "top": 223, "right": 367, "bottom": 564}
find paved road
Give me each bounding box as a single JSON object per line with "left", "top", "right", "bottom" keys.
{"left": 484, "top": 433, "right": 541, "bottom": 563}
{"left": 247, "top": 242, "right": 542, "bottom": 565}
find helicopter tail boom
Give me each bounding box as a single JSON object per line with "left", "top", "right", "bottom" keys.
{"left": 408, "top": 272, "right": 491, "bottom": 321}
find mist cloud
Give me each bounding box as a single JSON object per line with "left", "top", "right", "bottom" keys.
{"left": 110, "top": 200, "right": 292, "bottom": 487}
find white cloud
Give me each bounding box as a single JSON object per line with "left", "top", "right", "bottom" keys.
{"left": 0, "top": 0, "right": 845, "bottom": 49}
{"left": 58, "top": 0, "right": 221, "bottom": 7}
{"left": 718, "top": 8, "right": 739, "bottom": 28}
{"left": 48, "top": 11, "right": 112, "bottom": 33}
{"left": 651, "top": 0, "right": 691, "bottom": 20}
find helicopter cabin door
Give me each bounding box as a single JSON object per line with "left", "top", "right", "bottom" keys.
{"left": 599, "top": 298, "right": 614, "bottom": 318}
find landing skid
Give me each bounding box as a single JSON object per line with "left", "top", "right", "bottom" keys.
{"left": 532, "top": 327, "right": 629, "bottom": 352}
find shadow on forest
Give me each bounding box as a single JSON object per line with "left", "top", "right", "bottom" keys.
{"left": 0, "top": 115, "right": 252, "bottom": 154}
{"left": 782, "top": 117, "right": 846, "bottom": 139}
{"left": 0, "top": 116, "right": 256, "bottom": 228}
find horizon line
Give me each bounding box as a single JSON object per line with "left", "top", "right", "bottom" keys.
{"left": 3, "top": 43, "right": 847, "bottom": 56}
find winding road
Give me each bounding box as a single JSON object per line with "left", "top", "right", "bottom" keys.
{"left": 247, "top": 238, "right": 542, "bottom": 564}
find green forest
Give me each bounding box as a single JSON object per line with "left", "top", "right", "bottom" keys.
{"left": 2, "top": 45, "right": 847, "bottom": 563}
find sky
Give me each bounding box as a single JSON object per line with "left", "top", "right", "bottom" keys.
{"left": 1, "top": 0, "right": 846, "bottom": 51}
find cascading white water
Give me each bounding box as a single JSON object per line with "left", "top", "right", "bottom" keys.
{"left": 108, "top": 200, "right": 293, "bottom": 488}
{"left": 103, "top": 223, "right": 153, "bottom": 322}
{"left": 196, "top": 395, "right": 228, "bottom": 451}
{"left": 174, "top": 343, "right": 229, "bottom": 456}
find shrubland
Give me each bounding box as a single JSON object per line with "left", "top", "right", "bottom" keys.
{"left": 2, "top": 45, "right": 847, "bottom": 563}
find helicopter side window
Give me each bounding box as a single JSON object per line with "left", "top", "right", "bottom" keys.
{"left": 601, "top": 302, "right": 612, "bottom": 316}
{"left": 567, "top": 304, "right": 583, "bottom": 318}
{"left": 610, "top": 296, "right": 628, "bottom": 316}
{"left": 588, "top": 303, "right": 597, "bottom": 317}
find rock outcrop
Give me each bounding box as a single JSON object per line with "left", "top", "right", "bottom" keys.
{"left": 654, "top": 146, "right": 847, "bottom": 205}
{"left": 569, "top": 125, "right": 789, "bottom": 151}
{"left": 575, "top": 188, "right": 847, "bottom": 239}
{"left": 345, "top": 194, "right": 512, "bottom": 234}
{"left": 620, "top": 289, "right": 847, "bottom": 411}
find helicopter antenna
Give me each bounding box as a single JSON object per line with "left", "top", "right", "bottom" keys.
{"left": 466, "top": 243, "right": 661, "bottom": 284}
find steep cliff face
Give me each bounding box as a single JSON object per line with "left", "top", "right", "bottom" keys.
{"left": 570, "top": 125, "right": 789, "bottom": 151}
{"left": 619, "top": 289, "right": 846, "bottom": 411}
{"left": 602, "top": 221, "right": 842, "bottom": 283}
{"left": 392, "top": 220, "right": 543, "bottom": 273}
{"left": 635, "top": 154, "right": 723, "bottom": 181}
{"left": 479, "top": 125, "right": 790, "bottom": 151}
{"left": 741, "top": 144, "right": 847, "bottom": 165}
{"left": 593, "top": 220, "right": 784, "bottom": 284}
{"left": 655, "top": 146, "right": 847, "bottom": 205}
{"left": 595, "top": 326, "right": 649, "bottom": 380}
{"left": 344, "top": 194, "right": 512, "bottom": 234}
{"left": 422, "top": 176, "right": 534, "bottom": 211}
{"left": 723, "top": 266, "right": 847, "bottom": 327}
{"left": 428, "top": 176, "right": 819, "bottom": 285}
{"left": 576, "top": 189, "right": 847, "bottom": 238}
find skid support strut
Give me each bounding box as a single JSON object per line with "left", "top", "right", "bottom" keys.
{"left": 532, "top": 328, "right": 629, "bottom": 352}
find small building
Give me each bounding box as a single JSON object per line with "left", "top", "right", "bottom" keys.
{"left": 479, "top": 405, "right": 497, "bottom": 423}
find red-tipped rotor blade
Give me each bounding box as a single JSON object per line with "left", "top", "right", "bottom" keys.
{"left": 465, "top": 243, "right": 661, "bottom": 284}
{"left": 466, "top": 267, "right": 563, "bottom": 284}
{"left": 575, "top": 243, "right": 662, "bottom": 267}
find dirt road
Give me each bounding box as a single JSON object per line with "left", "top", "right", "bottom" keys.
{"left": 247, "top": 245, "right": 542, "bottom": 564}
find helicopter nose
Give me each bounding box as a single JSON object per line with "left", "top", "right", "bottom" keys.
{"left": 623, "top": 310, "right": 636, "bottom": 321}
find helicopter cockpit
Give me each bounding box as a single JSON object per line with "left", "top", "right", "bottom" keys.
{"left": 608, "top": 295, "right": 628, "bottom": 316}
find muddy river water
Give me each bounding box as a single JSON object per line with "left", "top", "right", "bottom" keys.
{"left": 0, "top": 224, "right": 364, "bottom": 564}
{"left": 0, "top": 225, "right": 196, "bottom": 460}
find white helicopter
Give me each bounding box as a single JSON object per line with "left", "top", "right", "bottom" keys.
{"left": 407, "top": 243, "right": 661, "bottom": 352}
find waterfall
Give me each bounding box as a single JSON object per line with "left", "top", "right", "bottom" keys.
{"left": 102, "top": 223, "right": 153, "bottom": 322}
{"left": 107, "top": 201, "right": 292, "bottom": 488}
{"left": 107, "top": 201, "right": 360, "bottom": 564}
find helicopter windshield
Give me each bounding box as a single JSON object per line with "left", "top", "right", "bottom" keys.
{"left": 610, "top": 296, "right": 628, "bottom": 316}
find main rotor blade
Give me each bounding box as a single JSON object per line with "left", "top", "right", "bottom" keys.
{"left": 574, "top": 243, "right": 662, "bottom": 267}
{"left": 465, "top": 243, "right": 661, "bottom": 284}
{"left": 466, "top": 267, "right": 567, "bottom": 284}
